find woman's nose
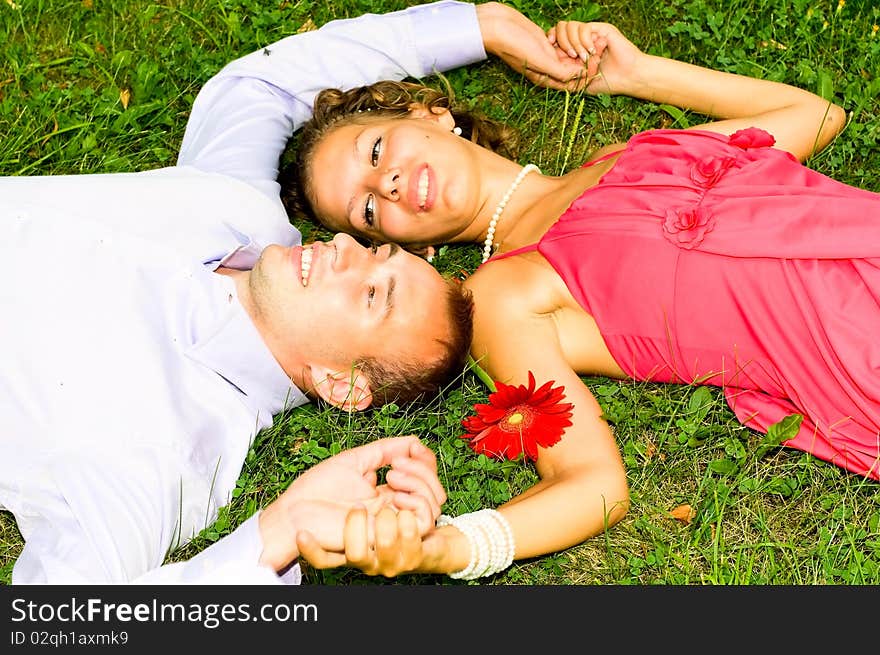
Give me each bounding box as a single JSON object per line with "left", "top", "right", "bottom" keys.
{"left": 374, "top": 168, "right": 401, "bottom": 200}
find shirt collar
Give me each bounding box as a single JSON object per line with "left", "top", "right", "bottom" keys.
{"left": 216, "top": 225, "right": 266, "bottom": 270}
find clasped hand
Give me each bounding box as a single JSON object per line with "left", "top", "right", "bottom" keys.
{"left": 478, "top": 2, "right": 644, "bottom": 95}
{"left": 545, "top": 20, "right": 644, "bottom": 94}
{"left": 257, "top": 435, "right": 445, "bottom": 573}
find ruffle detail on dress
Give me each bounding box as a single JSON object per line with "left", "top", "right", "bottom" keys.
{"left": 728, "top": 127, "right": 777, "bottom": 149}
{"left": 662, "top": 128, "right": 776, "bottom": 249}
{"left": 662, "top": 206, "right": 716, "bottom": 249}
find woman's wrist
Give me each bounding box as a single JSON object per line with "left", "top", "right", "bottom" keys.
{"left": 423, "top": 524, "right": 472, "bottom": 575}
{"left": 618, "top": 52, "right": 665, "bottom": 100}
{"left": 433, "top": 511, "right": 516, "bottom": 579}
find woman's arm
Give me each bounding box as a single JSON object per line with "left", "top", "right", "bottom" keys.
{"left": 458, "top": 272, "right": 630, "bottom": 561}
{"left": 299, "top": 264, "right": 630, "bottom": 577}
{"left": 549, "top": 21, "right": 846, "bottom": 162}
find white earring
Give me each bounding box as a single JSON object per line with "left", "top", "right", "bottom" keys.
{"left": 452, "top": 126, "right": 462, "bottom": 136}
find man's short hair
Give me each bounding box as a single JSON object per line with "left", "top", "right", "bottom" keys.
{"left": 358, "top": 278, "right": 474, "bottom": 406}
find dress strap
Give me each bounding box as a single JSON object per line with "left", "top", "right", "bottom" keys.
{"left": 582, "top": 147, "right": 626, "bottom": 168}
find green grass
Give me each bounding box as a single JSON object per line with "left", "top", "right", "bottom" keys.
{"left": 1, "top": 0, "right": 878, "bottom": 586}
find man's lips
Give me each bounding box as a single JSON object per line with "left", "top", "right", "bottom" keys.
{"left": 290, "top": 244, "right": 307, "bottom": 287}
{"left": 293, "top": 242, "right": 334, "bottom": 287}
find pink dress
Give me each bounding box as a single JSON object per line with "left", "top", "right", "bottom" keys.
{"left": 490, "top": 128, "right": 880, "bottom": 480}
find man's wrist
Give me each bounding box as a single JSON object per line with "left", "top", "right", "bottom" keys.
{"left": 257, "top": 500, "right": 299, "bottom": 572}
{"left": 408, "top": 1, "right": 486, "bottom": 73}
{"left": 474, "top": 2, "right": 503, "bottom": 55}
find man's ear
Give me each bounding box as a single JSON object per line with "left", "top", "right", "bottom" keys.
{"left": 309, "top": 365, "right": 373, "bottom": 412}
{"left": 407, "top": 103, "right": 455, "bottom": 131}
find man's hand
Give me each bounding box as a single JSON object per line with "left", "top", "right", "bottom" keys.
{"left": 476, "top": 2, "right": 587, "bottom": 91}
{"left": 256, "top": 436, "right": 445, "bottom": 572}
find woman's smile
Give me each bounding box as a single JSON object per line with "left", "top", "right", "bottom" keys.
{"left": 408, "top": 163, "right": 436, "bottom": 211}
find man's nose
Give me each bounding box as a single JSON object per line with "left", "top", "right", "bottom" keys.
{"left": 330, "top": 232, "right": 369, "bottom": 271}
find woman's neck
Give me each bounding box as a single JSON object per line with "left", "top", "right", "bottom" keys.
{"left": 484, "top": 163, "right": 606, "bottom": 256}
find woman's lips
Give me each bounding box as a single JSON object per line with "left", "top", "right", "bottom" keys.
{"left": 408, "top": 163, "right": 435, "bottom": 211}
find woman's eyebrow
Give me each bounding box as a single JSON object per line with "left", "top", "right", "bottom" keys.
{"left": 345, "top": 128, "right": 367, "bottom": 220}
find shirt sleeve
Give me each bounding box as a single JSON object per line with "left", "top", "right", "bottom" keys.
{"left": 11, "top": 448, "right": 296, "bottom": 585}
{"left": 133, "top": 513, "right": 302, "bottom": 585}
{"left": 177, "top": 0, "right": 486, "bottom": 203}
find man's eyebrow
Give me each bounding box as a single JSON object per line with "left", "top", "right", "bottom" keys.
{"left": 384, "top": 276, "right": 396, "bottom": 320}
{"left": 381, "top": 244, "right": 399, "bottom": 319}
{"left": 345, "top": 128, "right": 365, "bottom": 221}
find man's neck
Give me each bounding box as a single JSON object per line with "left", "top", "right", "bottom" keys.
{"left": 213, "top": 266, "right": 307, "bottom": 393}
{"left": 213, "top": 265, "right": 238, "bottom": 278}
{"left": 214, "top": 265, "right": 251, "bottom": 314}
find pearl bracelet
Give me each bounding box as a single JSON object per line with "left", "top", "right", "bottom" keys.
{"left": 437, "top": 509, "right": 516, "bottom": 580}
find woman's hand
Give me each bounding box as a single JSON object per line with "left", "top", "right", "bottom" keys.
{"left": 547, "top": 21, "right": 644, "bottom": 95}
{"left": 298, "top": 505, "right": 438, "bottom": 577}
{"left": 547, "top": 19, "right": 844, "bottom": 159}
{"left": 257, "top": 436, "right": 445, "bottom": 573}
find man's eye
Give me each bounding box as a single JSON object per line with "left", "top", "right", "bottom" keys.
{"left": 370, "top": 244, "right": 378, "bottom": 255}
{"left": 363, "top": 195, "right": 375, "bottom": 227}
{"left": 367, "top": 286, "right": 376, "bottom": 307}
{"left": 370, "top": 137, "right": 382, "bottom": 166}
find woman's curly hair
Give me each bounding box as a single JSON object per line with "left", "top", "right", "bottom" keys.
{"left": 279, "top": 79, "right": 520, "bottom": 243}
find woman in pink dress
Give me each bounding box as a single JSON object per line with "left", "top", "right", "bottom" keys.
{"left": 284, "top": 20, "right": 879, "bottom": 579}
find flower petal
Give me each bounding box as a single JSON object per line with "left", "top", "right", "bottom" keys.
{"left": 459, "top": 372, "right": 573, "bottom": 462}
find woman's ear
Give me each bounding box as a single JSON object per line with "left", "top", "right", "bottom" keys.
{"left": 407, "top": 244, "right": 437, "bottom": 262}
{"left": 407, "top": 103, "right": 455, "bottom": 131}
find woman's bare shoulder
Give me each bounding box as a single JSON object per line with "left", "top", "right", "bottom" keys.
{"left": 464, "top": 252, "right": 567, "bottom": 319}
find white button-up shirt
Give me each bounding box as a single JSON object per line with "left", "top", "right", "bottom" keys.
{"left": 0, "top": 0, "right": 485, "bottom": 584}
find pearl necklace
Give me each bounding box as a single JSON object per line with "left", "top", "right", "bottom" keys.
{"left": 481, "top": 163, "right": 541, "bottom": 263}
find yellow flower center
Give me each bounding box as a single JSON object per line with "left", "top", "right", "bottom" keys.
{"left": 507, "top": 412, "right": 524, "bottom": 425}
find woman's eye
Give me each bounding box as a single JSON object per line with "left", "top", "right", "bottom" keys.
{"left": 363, "top": 194, "right": 375, "bottom": 227}
{"left": 370, "top": 244, "right": 378, "bottom": 255}
{"left": 370, "top": 137, "right": 382, "bottom": 166}
{"left": 367, "top": 286, "right": 376, "bottom": 307}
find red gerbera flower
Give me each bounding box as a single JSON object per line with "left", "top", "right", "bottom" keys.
{"left": 459, "top": 371, "right": 573, "bottom": 462}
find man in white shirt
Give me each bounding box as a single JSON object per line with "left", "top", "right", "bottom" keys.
{"left": 0, "top": 1, "right": 583, "bottom": 584}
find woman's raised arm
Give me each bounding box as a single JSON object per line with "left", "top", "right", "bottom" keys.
{"left": 549, "top": 20, "right": 846, "bottom": 162}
